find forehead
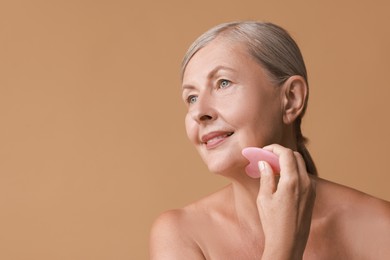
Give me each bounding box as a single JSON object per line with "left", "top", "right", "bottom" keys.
{"left": 182, "top": 38, "right": 261, "bottom": 83}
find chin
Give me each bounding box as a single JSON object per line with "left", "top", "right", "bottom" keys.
{"left": 206, "top": 161, "right": 231, "bottom": 175}
{"left": 202, "top": 150, "right": 247, "bottom": 177}
{"left": 208, "top": 163, "right": 246, "bottom": 178}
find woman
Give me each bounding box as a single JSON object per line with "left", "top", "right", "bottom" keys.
{"left": 150, "top": 21, "right": 390, "bottom": 259}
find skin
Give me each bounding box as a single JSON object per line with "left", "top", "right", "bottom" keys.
{"left": 150, "top": 37, "right": 390, "bottom": 259}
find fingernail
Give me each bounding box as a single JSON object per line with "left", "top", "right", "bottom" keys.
{"left": 258, "top": 161, "right": 265, "bottom": 171}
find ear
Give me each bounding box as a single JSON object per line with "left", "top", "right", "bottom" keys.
{"left": 281, "top": 76, "right": 308, "bottom": 125}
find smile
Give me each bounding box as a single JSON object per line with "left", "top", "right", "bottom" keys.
{"left": 201, "top": 131, "right": 234, "bottom": 149}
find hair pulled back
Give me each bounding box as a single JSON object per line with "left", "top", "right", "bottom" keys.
{"left": 181, "top": 21, "right": 317, "bottom": 176}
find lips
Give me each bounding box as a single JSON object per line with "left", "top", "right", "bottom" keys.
{"left": 201, "top": 131, "right": 234, "bottom": 149}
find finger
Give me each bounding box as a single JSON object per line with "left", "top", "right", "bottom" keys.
{"left": 293, "top": 151, "right": 316, "bottom": 210}
{"left": 259, "top": 161, "right": 277, "bottom": 196}
{"left": 262, "top": 143, "right": 284, "bottom": 154}
{"left": 293, "top": 151, "right": 309, "bottom": 180}
{"left": 263, "top": 144, "right": 299, "bottom": 182}
{"left": 294, "top": 151, "right": 316, "bottom": 197}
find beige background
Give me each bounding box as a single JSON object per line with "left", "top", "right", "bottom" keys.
{"left": 1, "top": 0, "right": 389, "bottom": 259}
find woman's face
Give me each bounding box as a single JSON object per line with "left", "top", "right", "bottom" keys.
{"left": 182, "top": 37, "right": 286, "bottom": 175}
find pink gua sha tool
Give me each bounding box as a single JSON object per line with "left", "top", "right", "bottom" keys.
{"left": 242, "top": 147, "right": 281, "bottom": 178}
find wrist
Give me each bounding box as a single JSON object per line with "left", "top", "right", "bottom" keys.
{"left": 262, "top": 242, "right": 303, "bottom": 260}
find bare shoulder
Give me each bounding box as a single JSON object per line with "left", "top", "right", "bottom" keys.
{"left": 316, "top": 176, "right": 390, "bottom": 208}
{"left": 149, "top": 208, "right": 204, "bottom": 259}
{"left": 315, "top": 177, "right": 390, "bottom": 258}
{"left": 149, "top": 185, "right": 232, "bottom": 260}
{"left": 339, "top": 184, "right": 390, "bottom": 259}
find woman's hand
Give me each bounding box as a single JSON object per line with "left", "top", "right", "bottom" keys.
{"left": 257, "top": 144, "right": 316, "bottom": 260}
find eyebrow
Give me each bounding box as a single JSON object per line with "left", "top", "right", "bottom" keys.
{"left": 182, "top": 65, "right": 236, "bottom": 90}
{"left": 207, "top": 65, "right": 236, "bottom": 79}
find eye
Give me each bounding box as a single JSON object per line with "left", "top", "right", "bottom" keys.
{"left": 186, "top": 95, "right": 198, "bottom": 104}
{"left": 219, "top": 79, "right": 231, "bottom": 89}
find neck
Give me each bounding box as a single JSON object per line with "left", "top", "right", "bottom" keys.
{"left": 226, "top": 174, "right": 263, "bottom": 230}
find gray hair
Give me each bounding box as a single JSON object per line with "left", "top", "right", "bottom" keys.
{"left": 181, "top": 21, "right": 317, "bottom": 176}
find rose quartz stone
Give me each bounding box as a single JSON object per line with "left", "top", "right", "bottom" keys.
{"left": 242, "top": 147, "right": 281, "bottom": 178}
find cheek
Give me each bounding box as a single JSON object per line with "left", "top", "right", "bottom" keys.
{"left": 184, "top": 114, "right": 197, "bottom": 142}
{"left": 232, "top": 94, "right": 283, "bottom": 143}
{"left": 222, "top": 96, "right": 264, "bottom": 128}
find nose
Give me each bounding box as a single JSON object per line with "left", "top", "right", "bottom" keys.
{"left": 191, "top": 94, "right": 217, "bottom": 123}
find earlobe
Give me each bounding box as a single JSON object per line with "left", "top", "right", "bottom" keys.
{"left": 281, "top": 76, "right": 308, "bottom": 125}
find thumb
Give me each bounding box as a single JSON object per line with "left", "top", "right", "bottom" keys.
{"left": 259, "top": 161, "right": 277, "bottom": 196}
